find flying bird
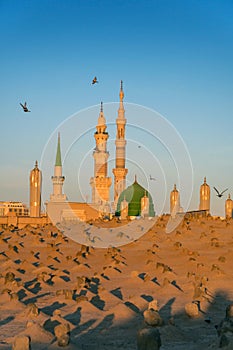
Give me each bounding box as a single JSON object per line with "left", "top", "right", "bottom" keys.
{"left": 213, "top": 187, "right": 228, "bottom": 198}
{"left": 20, "top": 102, "right": 30, "bottom": 112}
{"left": 149, "top": 175, "right": 156, "bottom": 181}
{"left": 88, "top": 235, "right": 102, "bottom": 243}
{"left": 92, "top": 76, "right": 98, "bottom": 85}
{"left": 116, "top": 231, "right": 130, "bottom": 239}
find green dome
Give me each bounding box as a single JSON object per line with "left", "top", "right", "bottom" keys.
{"left": 116, "top": 179, "right": 155, "bottom": 217}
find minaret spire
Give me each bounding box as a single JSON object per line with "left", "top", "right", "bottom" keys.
{"left": 120, "top": 80, "right": 124, "bottom": 101}
{"left": 55, "top": 132, "right": 62, "bottom": 166}
{"left": 112, "top": 80, "right": 128, "bottom": 202}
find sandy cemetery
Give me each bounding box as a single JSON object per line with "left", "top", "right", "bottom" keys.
{"left": 0, "top": 215, "right": 233, "bottom": 349}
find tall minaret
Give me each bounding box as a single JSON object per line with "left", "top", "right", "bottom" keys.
{"left": 30, "top": 160, "right": 42, "bottom": 217}
{"left": 199, "top": 177, "right": 210, "bottom": 212}
{"left": 50, "top": 133, "right": 67, "bottom": 202}
{"left": 112, "top": 80, "right": 128, "bottom": 201}
{"left": 90, "top": 102, "right": 112, "bottom": 204}
{"left": 225, "top": 194, "right": 233, "bottom": 218}
{"left": 170, "top": 184, "right": 181, "bottom": 218}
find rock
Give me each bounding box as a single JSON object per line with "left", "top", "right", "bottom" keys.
{"left": 219, "top": 332, "right": 233, "bottom": 348}
{"left": 64, "top": 289, "right": 73, "bottom": 300}
{"left": 57, "top": 334, "right": 70, "bottom": 347}
{"left": 12, "top": 335, "right": 30, "bottom": 350}
{"left": 216, "top": 304, "right": 233, "bottom": 338}
{"left": 148, "top": 300, "right": 158, "bottom": 311}
{"left": 131, "top": 270, "right": 138, "bottom": 278}
{"left": 185, "top": 302, "right": 199, "bottom": 318}
{"left": 53, "top": 309, "right": 61, "bottom": 316}
{"left": 226, "top": 304, "right": 233, "bottom": 319}
{"left": 10, "top": 292, "right": 19, "bottom": 301}
{"left": 54, "top": 323, "right": 70, "bottom": 347}
{"left": 143, "top": 309, "right": 163, "bottom": 326}
{"left": 26, "top": 303, "right": 39, "bottom": 317}
{"left": 76, "top": 276, "right": 87, "bottom": 288}
{"left": 5, "top": 271, "right": 15, "bottom": 283}
{"left": 217, "top": 318, "right": 233, "bottom": 336}
{"left": 137, "top": 327, "right": 161, "bottom": 349}
{"left": 76, "top": 295, "right": 88, "bottom": 304}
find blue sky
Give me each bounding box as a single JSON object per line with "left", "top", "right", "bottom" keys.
{"left": 0, "top": 0, "right": 233, "bottom": 216}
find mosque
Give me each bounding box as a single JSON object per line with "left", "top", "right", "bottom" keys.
{"left": 0, "top": 82, "right": 232, "bottom": 227}
{"left": 45, "top": 81, "right": 155, "bottom": 224}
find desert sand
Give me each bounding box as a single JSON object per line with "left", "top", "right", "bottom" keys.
{"left": 0, "top": 215, "right": 232, "bottom": 349}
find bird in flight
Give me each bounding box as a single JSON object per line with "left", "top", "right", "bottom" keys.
{"left": 117, "top": 231, "right": 130, "bottom": 239}
{"left": 149, "top": 175, "right": 156, "bottom": 181}
{"left": 92, "top": 76, "right": 98, "bottom": 85}
{"left": 20, "top": 102, "right": 31, "bottom": 112}
{"left": 213, "top": 187, "right": 228, "bottom": 198}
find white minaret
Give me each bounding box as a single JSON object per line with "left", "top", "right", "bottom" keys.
{"left": 30, "top": 160, "right": 42, "bottom": 217}
{"left": 50, "top": 133, "right": 67, "bottom": 202}
{"left": 112, "top": 80, "right": 128, "bottom": 201}
{"left": 90, "top": 102, "right": 112, "bottom": 204}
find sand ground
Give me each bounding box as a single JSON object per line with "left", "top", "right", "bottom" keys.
{"left": 0, "top": 215, "right": 232, "bottom": 349}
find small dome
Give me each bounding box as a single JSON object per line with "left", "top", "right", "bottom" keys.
{"left": 116, "top": 179, "right": 155, "bottom": 217}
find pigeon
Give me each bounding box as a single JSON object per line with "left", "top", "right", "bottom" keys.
{"left": 149, "top": 175, "right": 156, "bottom": 181}
{"left": 213, "top": 187, "right": 228, "bottom": 198}
{"left": 92, "top": 76, "right": 98, "bottom": 85}
{"left": 117, "top": 231, "right": 130, "bottom": 239}
{"left": 88, "top": 235, "right": 102, "bottom": 243}
{"left": 20, "top": 102, "right": 30, "bottom": 112}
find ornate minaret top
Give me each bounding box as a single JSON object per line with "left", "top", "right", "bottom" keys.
{"left": 112, "top": 81, "right": 128, "bottom": 202}
{"left": 96, "top": 102, "right": 107, "bottom": 135}
{"left": 119, "top": 80, "right": 124, "bottom": 101}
